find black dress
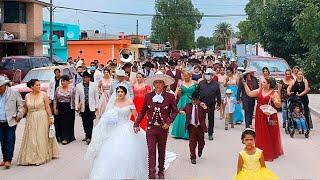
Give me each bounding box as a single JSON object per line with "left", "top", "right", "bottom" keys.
{"left": 291, "top": 78, "right": 312, "bottom": 129}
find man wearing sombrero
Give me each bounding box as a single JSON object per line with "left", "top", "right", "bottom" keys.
{"left": 0, "top": 75, "right": 24, "bottom": 169}
{"left": 134, "top": 71, "right": 179, "bottom": 179}
{"left": 237, "top": 66, "right": 259, "bottom": 128}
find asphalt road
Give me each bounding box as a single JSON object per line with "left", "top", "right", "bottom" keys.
{"left": 1, "top": 111, "right": 320, "bottom": 180}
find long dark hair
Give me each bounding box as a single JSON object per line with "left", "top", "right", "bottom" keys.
{"left": 27, "top": 79, "right": 39, "bottom": 88}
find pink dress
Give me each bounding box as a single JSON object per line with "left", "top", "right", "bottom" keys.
{"left": 97, "top": 78, "right": 111, "bottom": 118}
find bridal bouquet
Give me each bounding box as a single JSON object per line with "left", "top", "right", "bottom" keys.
{"left": 102, "top": 109, "right": 119, "bottom": 125}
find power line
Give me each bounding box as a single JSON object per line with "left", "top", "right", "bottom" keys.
{"left": 54, "top": 5, "right": 247, "bottom": 17}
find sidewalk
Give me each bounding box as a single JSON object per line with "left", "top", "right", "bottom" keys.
{"left": 308, "top": 94, "right": 320, "bottom": 117}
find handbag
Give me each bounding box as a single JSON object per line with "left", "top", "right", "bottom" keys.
{"left": 49, "top": 124, "right": 56, "bottom": 138}
{"left": 259, "top": 98, "right": 277, "bottom": 116}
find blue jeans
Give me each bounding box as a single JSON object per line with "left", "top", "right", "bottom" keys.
{"left": 281, "top": 102, "right": 288, "bottom": 125}
{"left": 294, "top": 118, "right": 307, "bottom": 131}
{"left": 0, "top": 122, "right": 17, "bottom": 162}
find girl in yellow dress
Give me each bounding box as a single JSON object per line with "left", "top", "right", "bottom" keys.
{"left": 234, "top": 128, "right": 279, "bottom": 180}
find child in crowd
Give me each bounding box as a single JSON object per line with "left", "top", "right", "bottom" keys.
{"left": 234, "top": 129, "right": 278, "bottom": 180}
{"left": 224, "top": 89, "right": 236, "bottom": 130}
{"left": 292, "top": 105, "right": 308, "bottom": 134}
{"left": 179, "top": 91, "right": 208, "bottom": 165}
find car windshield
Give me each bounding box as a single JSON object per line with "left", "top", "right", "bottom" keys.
{"left": 23, "top": 69, "right": 54, "bottom": 82}
{"left": 151, "top": 52, "right": 167, "bottom": 57}
{"left": 250, "top": 59, "right": 289, "bottom": 72}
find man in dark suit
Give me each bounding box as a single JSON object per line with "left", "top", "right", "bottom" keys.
{"left": 134, "top": 71, "right": 179, "bottom": 179}
{"left": 180, "top": 91, "right": 208, "bottom": 164}
{"left": 237, "top": 67, "right": 259, "bottom": 128}
{"left": 197, "top": 68, "right": 221, "bottom": 140}
{"left": 166, "top": 60, "right": 182, "bottom": 91}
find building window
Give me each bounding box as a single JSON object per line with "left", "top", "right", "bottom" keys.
{"left": 4, "top": 2, "right": 26, "bottom": 24}
{"left": 53, "top": 30, "right": 65, "bottom": 39}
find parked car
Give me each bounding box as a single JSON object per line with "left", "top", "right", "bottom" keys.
{"left": 241, "top": 56, "right": 290, "bottom": 81}
{"left": 150, "top": 51, "right": 169, "bottom": 60}
{"left": 169, "top": 50, "right": 184, "bottom": 60}
{"left": 0, "top": 56, "right": 53, "bottom": 81}
{"left": 11, "top": 65, "right": 76, "bottom": 99}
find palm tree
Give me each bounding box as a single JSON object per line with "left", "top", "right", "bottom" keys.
{"left": 213, "top": 22, "right": 233, "bottom": 50}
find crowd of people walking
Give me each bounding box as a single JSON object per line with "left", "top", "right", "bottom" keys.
{"left": 0, "top": 54, "right": 313, "bottom": 179}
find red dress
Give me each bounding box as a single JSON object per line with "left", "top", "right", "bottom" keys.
{"left": 255, "top": 89, "right": 284, "bottom": 161}
{"left": 131, "top": 84, "right": 151, "bottom": 130}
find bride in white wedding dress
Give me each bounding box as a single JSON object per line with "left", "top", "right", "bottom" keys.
{"left": 86, "top": 86, "right": 177, "bottom": 179}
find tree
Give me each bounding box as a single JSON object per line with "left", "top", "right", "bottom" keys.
{"left": 150, "top": 0, "right": 202, "bottom": 50}
{"left": 213, "top": 22, "right": 233, "bottom": 50}
{"left": 196, "top": 36, "right": 213, "bottom": 49}
{"left": 237, "top": 20, "right": 258, "bottom": 44}
{"left": 293, "top": 2, "right": 320, "bottom": 91}
{"left": 240, "top": 0, "right": 309, "bottom": 65}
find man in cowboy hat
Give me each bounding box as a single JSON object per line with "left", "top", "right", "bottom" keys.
{"left": 0, "top": 75, "right": 24, "bottom": 169}
{"left": 166, "top": 59, "right": 182, "bottom": 91}
{"left": 134, "top": 71, "right": 179, "bottom": 179}
{"left": 237, "top": 66, "right": 259, "bottom": 128}
{"left": 75, "top": 71, "right": 99, "bottom": 145}
{"left": 197, "top": 68, "right": 221, "bottom": 140}
{"left": 109, "top": 68, "right": 134, "bottom": 99}
{"left": 142, "top": 61, "right": 155, "bottom": 78}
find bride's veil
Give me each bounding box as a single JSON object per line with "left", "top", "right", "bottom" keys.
{"left": 85, "top": 84, "right": 130, "bottom": 161}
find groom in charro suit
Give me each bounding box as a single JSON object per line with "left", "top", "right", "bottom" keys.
{"left": 134, "top": 71, "right": 178, "bottom": 179}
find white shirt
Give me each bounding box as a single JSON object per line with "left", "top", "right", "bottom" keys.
{"left": 191, "top": 105, "right": 199, "bottom": 126}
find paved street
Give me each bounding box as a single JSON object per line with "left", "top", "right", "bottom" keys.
{"left": 1, "top": 105, "right": 320, "bottom": 180}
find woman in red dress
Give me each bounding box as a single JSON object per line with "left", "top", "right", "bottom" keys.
{"left": 131, "top": 72, "right": 151, "bottom": 130}
{"left": 243, "top": 77, "right": 284, "bottom": 161}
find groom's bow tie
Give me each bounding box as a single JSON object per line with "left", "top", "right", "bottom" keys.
{"left": 152, "top": 94, "right": 164, "bottom": 103}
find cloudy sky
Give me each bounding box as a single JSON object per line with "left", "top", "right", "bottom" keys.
{"left": 43, "top": 0, "right": 249, "bottom": 37}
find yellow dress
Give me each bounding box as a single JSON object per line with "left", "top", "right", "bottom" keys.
{"left": 234, "top": 148, "right": 279, "bottom": 180}
{"left": 18, "top": 92, "right": 59, "bottom": 165}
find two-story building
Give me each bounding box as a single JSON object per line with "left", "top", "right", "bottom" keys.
{"left": 0, "top": 0, "right": 49, "bottom": 59}
{"left": 43, "top": 21, "right": 80, "bottom": 61}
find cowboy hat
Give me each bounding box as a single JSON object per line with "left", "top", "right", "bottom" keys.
{"left": 0, "top": 75, "right": 10, "bottom": 86}
{"left": 226, "top": 89, "right": 232, "bottom": 94}
{"left": 116, "top": 69, "right": 127, "bottom": 76}
{"left": 145, "top": 71, "right": 174, "bottom": 86}
{"left": 168, "top": 60, "right": 177, "bottom": 66}
{"left": 142, "top": 61, "right": 154, "bottom": 68}
{"left": 243, "top": 66, "right": 257, "bottom": 75}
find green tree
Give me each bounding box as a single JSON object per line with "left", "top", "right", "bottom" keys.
{"left": 241, "top": 0, "right": 309, "bottom": 65}
{"left": 293, "top": 2, "right": 320, "bottom": 91}
{"left": 237, "top": 20, "right": 258, "bottom": 44}
{"left": 196, "top": 36, "right": 213, "bottom": 49}
{"left": 213, "top": 22, "right": 233, "bottom": 50}
{"left": 150, "top": 0, "right": 202, "bottom": 50}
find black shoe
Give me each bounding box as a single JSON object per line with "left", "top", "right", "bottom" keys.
{"left": 198, "top": 151, "right": 202, "bottom": 158}
{"left": 191, "top": 159, "right": 196, "bottom": 164}
{"left": 209, "top": 135, "right": 213, "bottom": 141}
{"left": 302, "top": 130, "right": 304, "bottom": 134}
{"left": 82, "top": 138, "right": 87, "bottom": 142}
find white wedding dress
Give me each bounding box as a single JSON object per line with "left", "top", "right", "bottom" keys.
{"left": 86, "top": 104, "right": 177, "bottom": 180}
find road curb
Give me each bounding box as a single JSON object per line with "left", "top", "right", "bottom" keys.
{"left": 309, "top": 106, "right": 320, "bottom": 118}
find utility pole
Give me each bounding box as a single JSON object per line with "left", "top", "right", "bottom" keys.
{"left": 49, "top": 0, "right": 53, "bottom": 62}
{"left": 136, "top": 19, "right": 139, "bottom": 41}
